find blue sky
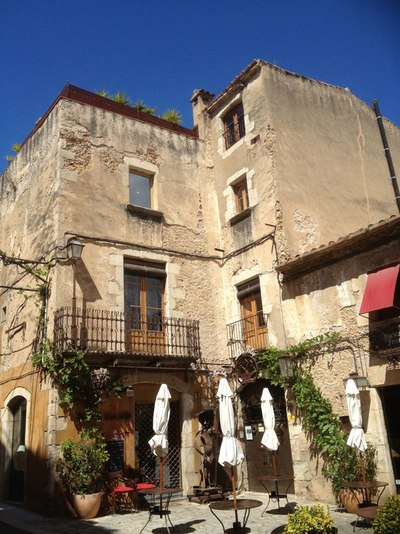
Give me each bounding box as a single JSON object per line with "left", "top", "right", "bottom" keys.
{"left": 1, "top": 0, "right": 399, "bottom": 175}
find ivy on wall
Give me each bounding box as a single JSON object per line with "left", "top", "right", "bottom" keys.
{"left": 256, "top": 333, "right": 377, "bottom": 494}
{"left": 0, "top": 251, "right": 123, "bottom": 440}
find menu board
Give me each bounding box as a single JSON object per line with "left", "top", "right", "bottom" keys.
{"left": 105, "top": 434, "right": 124, "bottom": 472}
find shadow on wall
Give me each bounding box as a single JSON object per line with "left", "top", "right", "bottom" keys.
{"left": 76, "top": 260, "right": 102, "bottom": 304}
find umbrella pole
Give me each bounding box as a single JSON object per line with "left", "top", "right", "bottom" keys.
{"left": 272, "top": 452, "right": 277, "bottom": 478}
{"left": 360, "top": 452, "right": 366, "bottom": 485}
{"left": 231, "top": 466, "right": 239, "bottom": 525}
{"left": 160, "top": 457, "right": 163, "bottom": 518}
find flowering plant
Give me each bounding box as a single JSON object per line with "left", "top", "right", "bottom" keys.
{"left": 284, "top": 503, "right": 335, "bottom": 534}
{"left": 372, "top": 495, "right": 400, "bottom": 534}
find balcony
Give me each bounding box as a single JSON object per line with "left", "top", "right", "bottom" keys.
{"left": 54, "top": 307, "right": 201, "bottom": 367}
{"left": 226, "top": 312, "right": 268, "bottom": 359}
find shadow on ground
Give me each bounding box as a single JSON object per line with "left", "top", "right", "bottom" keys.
{"left": 152, "top": 519, "right": 205, "bottom": 534}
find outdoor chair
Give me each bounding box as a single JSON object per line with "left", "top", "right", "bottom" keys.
{"left": 124, "top": 466, "right": 157, "bottom": 512}
{"left": 105, "top": 469, "right": 136, "bottom": 515}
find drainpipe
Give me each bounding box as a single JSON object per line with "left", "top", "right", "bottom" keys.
{"left": 372, "top": 100, "right": 400, "bottom": 213}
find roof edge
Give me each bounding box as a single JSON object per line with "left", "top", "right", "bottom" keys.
{"left": 275, "top": 215, "right": 400, "bottom": 281}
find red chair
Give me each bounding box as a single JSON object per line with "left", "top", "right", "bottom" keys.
{"left": 125, "top": 466, "right": 156, "bottom": 512}
{"left": 106, "top": 470, "right": 135, "bottom": 515}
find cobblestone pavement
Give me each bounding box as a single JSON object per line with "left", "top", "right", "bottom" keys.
{"left": 1, "top": 492, "right": 376, "bottom": 534}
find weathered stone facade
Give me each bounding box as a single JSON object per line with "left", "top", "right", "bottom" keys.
{"left": 1, "top": 60, "right": 400, "bottom": 514}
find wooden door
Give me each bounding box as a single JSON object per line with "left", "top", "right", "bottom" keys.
{"left": 240, "top": 292, "right": 267, "bottom": 351}
{"left": 124, "top": 270, "right": 165, "bottom": 354}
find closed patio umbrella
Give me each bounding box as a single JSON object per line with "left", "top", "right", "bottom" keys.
{"left": 217, "top": 377, "right": 244, "bottom": 518}
{"left": 148, "top": 384, "right": 171, "bottom": 516}
{"left": 346, "top": 378, "right": 367, "bottom": 483}
{"left": 261, "top": 388, "right": 280, "bottom": 478}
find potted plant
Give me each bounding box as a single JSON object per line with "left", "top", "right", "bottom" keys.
{"left": 372, "top": 495, "right": 400, "bottom": 534}
{"left": 284, "top": 503, "right": 337, "bottom": 534}
{"left": 56, "top": 435, "right": 109, "bottom": 518}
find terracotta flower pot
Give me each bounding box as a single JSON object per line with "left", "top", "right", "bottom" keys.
{"left": 72, "top": 492, "right": 102, "bottom": 519}
{"left": 340, "top": 489, "right": 363, "bottom": 514}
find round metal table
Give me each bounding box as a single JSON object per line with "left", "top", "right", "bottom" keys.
{"left": 209, "top": 498, "right": 263, "bottom": 534}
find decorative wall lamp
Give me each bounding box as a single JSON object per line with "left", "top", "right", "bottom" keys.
{"left": 66, "top": 237, "right": 84, "bottom": 261}
{"left": 277, "top": 353, "right": 294, "bottom": 380}
{"left": 66, "top": 237, "right": 84, "bottom": 347}
{"left": 343, "top": 372, "right": 369, "bottom": 390}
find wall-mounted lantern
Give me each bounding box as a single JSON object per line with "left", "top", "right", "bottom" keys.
{"left": 277, "top": 353, "right": 294, "bottom": 379}
{"left": 343, "top": 372, "right": 369, "bottom": 390}
{"left": 66, "top": 237, "right": 84, "bottom": 261}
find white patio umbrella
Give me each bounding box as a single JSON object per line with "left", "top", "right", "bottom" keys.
{"left": 217, "top": 377, "right": 244, "bottom": 516}
{"left": 346, "top": 378, "right": 367, "bottom": 483}
{"left": 261, "top": 388, "right": 280, "bottom": 478}
{"left": 148, "top": 384, "right": 171, "bottom": 516}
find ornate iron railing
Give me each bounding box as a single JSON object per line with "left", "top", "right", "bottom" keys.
{"left": 54, "top": 307, "right": 201, "bottom": 359}
{"left": 226, "top": 312, "right": 268, "bottom": 359}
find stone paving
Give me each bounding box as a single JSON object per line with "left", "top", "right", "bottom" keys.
{"left": 0, "top": 492, "right": 376, "bottom": 534}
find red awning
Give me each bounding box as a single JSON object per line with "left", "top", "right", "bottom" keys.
{"left": 359, "top": 265, "right": 400, "bottom": 315}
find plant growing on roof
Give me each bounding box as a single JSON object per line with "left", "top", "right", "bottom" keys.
{"left": 4, "top": 155, "right": 13, "bottom": 164}
{"left": 95, "top": 88, "right": 109, "bottom": 98}
{"left": 133, "top": 99, "right": 157, "bottom": 114}
{"left": 109, "top": 91, "right": 132, "bottom": 105}
{"left": 160, "top": 108, "right": 182, "bottom": 124}
{"left": 12, "top": 143, "right": 21, "bottom": 153}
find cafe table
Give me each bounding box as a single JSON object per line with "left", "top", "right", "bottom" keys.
{"left": 257, "top": 475, "right": 294, "bottom": 513}
{"left": 342, "top": 480, "right": 388, "bottom": 531}
{"left": 138, "top": 487, "right": 182, "bottom": 534}
{"left": 209, "top": 498, "right": 263, "bottom": 534}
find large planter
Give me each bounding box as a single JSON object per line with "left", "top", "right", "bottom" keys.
{"left": 340, "top": 489, "right": 364, "bottom": 514}
{"left": 72, "top": 492, "right": 102, "bottom": 519}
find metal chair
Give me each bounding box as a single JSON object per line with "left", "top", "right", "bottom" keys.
{"left": 106, "top": 469, "right": 135, "bottom": 515}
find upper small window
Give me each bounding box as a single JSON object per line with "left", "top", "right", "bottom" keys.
{"left": 224, "top": 103, "right": 245, "bottom": 149}
{"left": 234, "top": 179, "right": 249, "bottom": 213}
{"left": 129, "top": 172, "right": 152, "bottom": 208}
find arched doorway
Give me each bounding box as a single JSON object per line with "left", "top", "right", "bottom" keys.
{"left": 8, "top": 396, "right": 27, "bottom": 502}
{"left": 240, "top": 379, "right": 294, "bottom": 493}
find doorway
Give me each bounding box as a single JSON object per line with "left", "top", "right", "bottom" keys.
{"left": 135, "top": 401, "right": 181, "bottom": 487}
{"left": 240, "top": 379, "right": 294, "bottom": 493}
{"left": 379, "top": 384, "right": 400, "bottom": 493}
{"left": 8, "top": 397, "right": 27, "bottom": 502}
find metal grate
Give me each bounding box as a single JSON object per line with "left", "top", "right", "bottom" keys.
{"left": 135, "top": 401, "right": 181, "bottom": 488}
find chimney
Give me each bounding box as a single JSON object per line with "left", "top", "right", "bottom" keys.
{"left": 190, "top": 89, "right": 215, "bottom": 140}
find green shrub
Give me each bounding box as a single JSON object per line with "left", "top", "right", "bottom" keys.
{"left": 56, "top": 436, "right": 109, "bottom": 495}
{"left": 284, "top": 503, "right": 335, "bottom": 534}
{"left": 372, "top": 495, "right": 400, "bottom": 534}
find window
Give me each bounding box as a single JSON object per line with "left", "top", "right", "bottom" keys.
{"left": 234, "top": 179, "right": 249, "bottom": 213}
{"left": 124, "top": 259, "right": 165, "bottom": 353}
{"left": 129, "top": 172, "right": 152, "bottom": 208}
{"left": 224, "top": 103, "right": 245, "bottom": 149}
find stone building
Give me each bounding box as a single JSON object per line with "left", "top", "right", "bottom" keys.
{"left": 1, "top": 59, "right": 400, "bottom": 514}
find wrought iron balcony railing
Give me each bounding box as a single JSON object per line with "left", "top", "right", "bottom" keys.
{"left": 226, "top": 312, "right": 268, "bottom": 359}
{"left": 54, "top": 307, "right": 201, "bottom": 360}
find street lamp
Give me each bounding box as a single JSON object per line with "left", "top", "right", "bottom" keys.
{"left": 66, "top": 237, "right": 84, "bottom": 261}
{"left": 66, "top": 238, "right": 84, "bottom": 348}
{"left": 277, "top": 353, "right": 294, "bottom": 379}
{"left": 343, "top": 372, "right": 369, "bottom": 390}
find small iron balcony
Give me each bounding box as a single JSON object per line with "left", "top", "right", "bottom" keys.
{"left": 226, "top": 312, "right": 268, "bottom": 359}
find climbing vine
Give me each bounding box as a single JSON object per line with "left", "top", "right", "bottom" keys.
{"left": 1, "top": 250, "right": 123, "bottom": 439}
{"left": 256, "top": 333, "right": 376, "bottom": 495}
